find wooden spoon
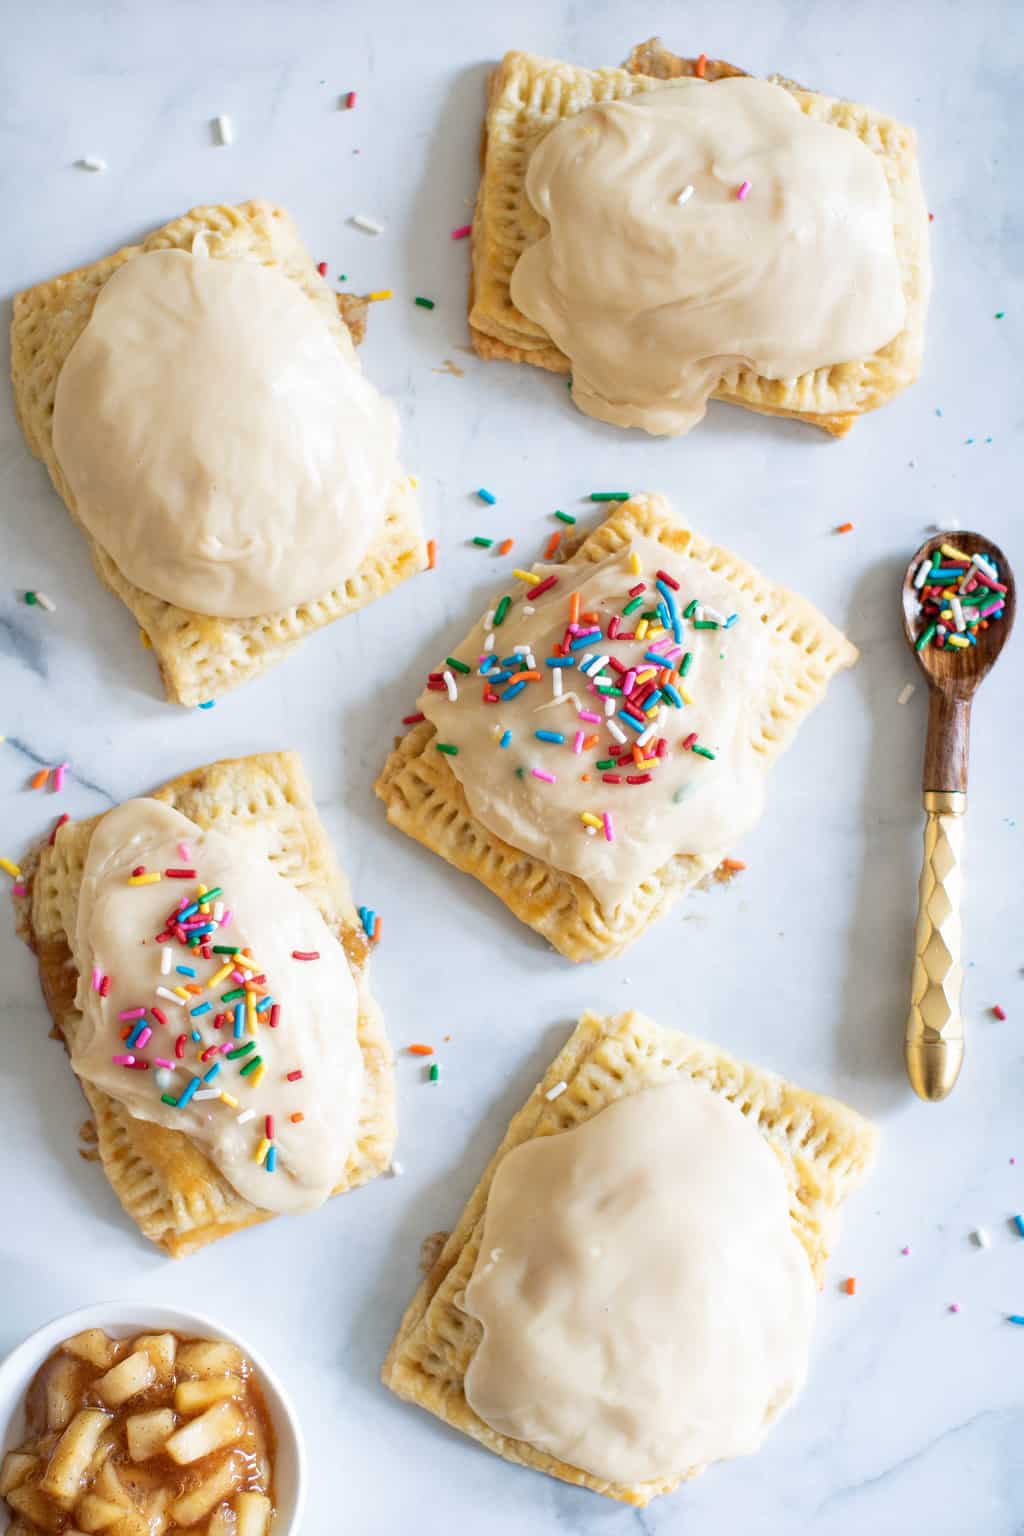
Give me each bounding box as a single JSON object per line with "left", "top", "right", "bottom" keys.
{"left": 901, "top": 530, "right": 1016, "bottom": 1101}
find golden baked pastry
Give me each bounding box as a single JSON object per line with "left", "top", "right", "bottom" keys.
{"left": 375, "top": 494, "right": 857, "bottom": 961}
{"left": 469, "top": 40, "right": 930, "bottom": 436}
{"left": 17, "top": 752, "right": 395, "bottom": 1257}
{"left": 10, "top": 200, "right": 426, "bottom": 705}
{"left": 382, "top": 1008, "right": 878, "bottom": 1505}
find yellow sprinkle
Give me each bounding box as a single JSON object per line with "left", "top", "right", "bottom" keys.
{"left": 681, "top": 688, "right": 694, "bottom": 706}
{"left": 173, "top": 986, "right": 192, "bottom": 1002}
{"left": 247, "top": 990, "right": 257, "bottom": 1035}
{"left": 208, "top": 963, "right": 235, "bottom": 989}
{"left": 367, "top": 289, "right": 393, "bottom": 301}
{"left": 139, "top": 628, "right": 152, "bottom": 650}
{"left": 219, "top": 1091, "right": 239, "bottom": 1109}
{"left": 512, "top": 569, "right": 541, "bottom": 583}
{"left": 635, "top": 618, "right": 649, "bottom": 641}
{"left": 232, "top": 954, "right": 261, "bottom": 972}
{"left": 0, "top": 857, "right": 23, "bottom": 878}
{"left": 629, "top": 551, "right": 641, "bottom": 575}
{"left": 128, "top": 871, "right": 162, "bottom": 886}
{"left": 635, "top": 667, "right": 656, "bottom": 685}
{"left": 580, "top": 812, "right": 603, "bottom": 830}
{"left": 254, "top": 1137, "right": 271, "bottom": 1164}
{"left": 941, "top": 542, "right": 971, "bottom": 562}
{"left": 947, "top": 635, "right": 970, "bottom": 648}
{"left": 197, "top": 882, "right": 209, "bottom": 915}
{"left": 250, "top": 1063, "right": 266, "bottom": 1089}
{"left": 635, "top": 756, "right": 659, "bottom": 769}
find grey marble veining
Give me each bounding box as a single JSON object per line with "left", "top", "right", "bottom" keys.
{"left": 1, "top": 3, "right": 1022, "bottom": 1533}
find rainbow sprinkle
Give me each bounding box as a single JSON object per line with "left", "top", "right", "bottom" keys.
{"left": 909, "top": 542, "right": 1008, "bottom": 651}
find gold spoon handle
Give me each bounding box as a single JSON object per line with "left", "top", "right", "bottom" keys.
{"left": 906, "top": 791, "right": 965, "bottom": 1100}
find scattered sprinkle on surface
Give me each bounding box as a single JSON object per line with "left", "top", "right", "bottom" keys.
{"left": 214, "top": 114, "right": 233, "bottom": 145}
{"left": 897, "top": 683, "right": 916, "bottom": 706}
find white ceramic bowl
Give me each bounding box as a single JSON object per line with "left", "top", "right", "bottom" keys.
{"left": 0, "top": 1301, "right": 305, "bottom": 1534}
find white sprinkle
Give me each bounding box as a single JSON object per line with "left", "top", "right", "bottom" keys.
{"left": 443, "top": 669, "right": 458, "bottom": 702}
{"left": 585, "top": 826, "right": 597, "bottom": 836}
{"left": 553, "top": 667, "right": 563, "bottom": 698}
{"left": 483, "top": 632, "right": 495, "bottom": 652}
{"left": 78, "top": 156, "right": 108, "bottom": 172}
{"left": 545, "top": 1080, "right": 568, "bottom": 1101}
{"left": 676, "top": 184, "right": 695, "bottom": 206}
{"left": 604, "top": 698, "right": 616, "bottom": 717}
{"left": 351, "top": 213, "right": 385, "bottom": 235}
{"left": 236, "top": 1108, "right": 256, "bottom": 1125}
{"left": 583, "top": 654, "right": 609, "bottom": 677}
{"left": 154, "top": 1067, "right": 174, "bottom": 1090}
{"left": 33, "top": 592, "right": 56, "bottom": 612}
{"left": 513, "top": 645, "right": 531, "bottom": 655}
{"left": 213, "top": 900, "right": 224, "bottom": 923}
{"left": 160, "top": 947, "right": 172, "bottom": 975}
{"left": 390, "top": 1160, "right": 405, "bottom": 1177}
{"left": 193, "top": 1088, "right": 220, "bottom": 1101}
{"left": 972, "top": 1227, "right": 991, "bottom": 1249}
{"left": 971, "top": 552, "right": 999, "bottom": 583}
{"left": 155, "top": 986, "right": 185, "bottom": 1007}
{"left": 913, "top": 559, "right": 931, "bottom": 590}
{"left": 483, "top": 610, "right": 495, "bottom": 632}
{"left": 702, "top": 605, "right": 727, "bottom": 624}
{"left": 214, "top": 113, "right": 233, "bottom": 145}
{"left": 636, "top": 722, "right": 658, "bottom": 748}
{"left": 607, "top": 718, "right": 627, "bottom": 745}
{"left": 897, "top": 683, "right": 916, "bottom": 706}
{"left": 952, "top": 597, "right": 966, "bottom": 632}
{"left": 522, "top": 605, "right": 536, "bottom": 616}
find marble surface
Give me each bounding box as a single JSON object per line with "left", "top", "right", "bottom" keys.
{"left": 1, "top": 2, "right": 1021, "bottom": 1532}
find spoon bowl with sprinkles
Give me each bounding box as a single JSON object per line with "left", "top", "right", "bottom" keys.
{"left": 901, "top": 530, "right": 1015, "bottom": 1102}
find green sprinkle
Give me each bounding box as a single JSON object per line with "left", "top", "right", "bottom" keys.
{"left": 186, "top": 934, "right": 202, "bottom": 947}
{"left": 693, "top": 620, "right": 719, "bottom": 630}
{"left": 436, "top": 743, "right": 459, "bottom": 755}
{"left": 995, "top": 311, "right": 1005, "bottom": 319}
{"left": 554, "top": 511, "right": 576, "bottom": 524}
{"left": 227, "top": 1042, "right": 255, "bottom": 1060}
{"left": 680, "top": 652, "right": 693, "bottom": 676}
{"left": 596, "top": 685, "right": 622, "bottom": 696}
{"left": 595, "top": 758, "right": 616, "bottom": 770}
{"left": 197, "top": 886, "right": 223, "bottom": 903}
{"left": 212, "top": 945, "right": 240, "bottom": 955}
{"left": 339, "top": 273, "right": 347, "bottom": 281}
{"left": 641, "top": 609, "right": 660, "bottom": 621}
{"left": 446, "top": 657, "right": 471, "bottom": 675}
{"left": 622, "top": 596, "right": 644, "bottom": 616}
{"left": 429, "top": 1062, "right": 440, "bottom": 1082}
{"left": 414, "top": 296, "right": 436, "bottom": 309}
{"left": 473, "top": 536, "right": 494, "bottom": 548}
{"left": 915, "top": 622, "right": 938, "bottom": 652}
{"left": 589, "top": 491, "right": 630, "bottom": 502}
{"left": 493, "top": 595, "right": 511, "bottom": 626}
{"left": 683, "top": 600, "right": 698, "bottom": 619}
{"left": 239, "top": 1056, "right": 263, "bottom": 1077}
{"left": 515, "top": 766, "right": 526, "bottom": 778}
{"left": 691, "top": 745, "right": 716, "bottom": 760}
{"left": 24, "top": 591, "right": 38, "bottom": 605}
{"left": 672, "top": 784, "right": 692, "bottom": 805}
{"left": 160, "top": 1093, "right": 178, "bottom": 1106}
{"left": 221, "top": 987, "right": 245, "bottom": 1003}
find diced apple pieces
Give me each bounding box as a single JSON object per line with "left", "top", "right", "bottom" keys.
{"left": 94, "top": 1351, "right": 157, "bottom": 1408}
{"left": 45, "top": 1354, "right": 85, "bottom": 1431}
{"left": 234, "top": 1491, "right": 273, "bottom": 1536}
{"left": 132, "top": 1333, "right": 176, "bottom": 1382}
{"left": 168, "top": 1452, "right": 244, "bottom": 1525}
{"left": 208, "top": 1503, "right": 238, "bottom": 1536}
{"left": 7, "top": 1476, "right": 65, "bottom": 1530}
{"left": 38, "top": 1408, "right": 111, "bottom": 1507}
{"left": 164, "top": 1399, "right": 246, "bottom": 1465}
{"left": 174, "top": 1377, "right": 242, "bottom": 1415}
{"left": 125, "top": 1407, "right": 177, "bottom": 1462}
{"left": 107, "top": 1515, "right": 151, "bottom": 1536}
{"left": 93, "top": 1460, "right": 133, "bottom": 1508}
{"left": 175, "top": 1341, "right": 244, "bottom": 1380}
{"left": 76, "top": 1491, "right": 128, "bottom": 1531}
{"left": 0, "top": 1449, "right": 38, "bottom": 1496}
{"left": 61, "top": 1330, "right": 121, "bottom": 1370}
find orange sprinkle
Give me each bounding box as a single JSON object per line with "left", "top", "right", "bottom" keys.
{"left": 497, "top": 537, "right": 514, "bottom": 556}
{"left": 583, "top": 734, "right": 599, "bottom": 750}
{"left": 544, "top": 531, "right": 561, "bottom": 559}
{"left": 408, "top": 1044, "right": 434, "bottom": 1056}
{"left": 835, "top": 522, "right": 854, "bottom": 535}
{"left": 185, "top": 983, "right": 203, "bottom": 995}
{"left": 695, "top": 52, "right": 707, "bottom": 77}
{"left": 845, "top": 1277, "right": 857, "bottom": 1295}
{"left": 30, "top": 768, "right": 49, "bottom": 790}
{"left": 290, "top": 1112, "right": 304, "bottom": 1124}
{"left": 722, "top": 858, "right": 746, "bottom": 871}
{"left": 427, "top": 539, "right": 437, "bottom": 570}
{"left": 581, "top": 611, "right": 600, "bottom": 623}
{"left": 120, "top": 1024, "right": 132, "bottom": 1042}
{"left": 507, "top": 669, "right": 540, "bottom": 684}
{"left": 569, "top": 593, "right": 580, "bottom": 624}
{"left": 580, "top": 773, "right": 591, "bottom": 782}
{"left": 372, "top": 914, "right": 382, "bottom": 943}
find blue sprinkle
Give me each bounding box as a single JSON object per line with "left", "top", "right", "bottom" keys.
{"left": 233, "top": 1003, "right": 245, "bottom": 1039}
{"left": 488, "top": 670, "right": 512, "bottom": 685}
{"left": 1014, "top": 1214, "right": 1024, "bottom": 1238}
{"left": 266, "top": 1145, "right": 278, "bottom": 1172}
{"left": 256, "top": 996, "right": 274, "bottom": 1014}
{"left": 176, "top": 1075, "right": 200, "bottom": 1109}
{"left": 191, "top": 923, "right": 215, "bottom": 936}
{"left": 620, "top": 713, "right": 645, "bottom": 733}
{"left": 477, "top": 487, "right": 497, "bottom": 505}
{"left": 644, "top": 651, "right": 668, "bottom": 667}
{"left": 569, "top": 631, "right": 601, "bottom": 651}
{"left": 663, "top": 684, "right": 683, "bottom": 708}
{"left": 545, "top": 657, "right": 576, "bottom": 668}
{"left": 502, "top": 681, "right": 526, "bottom": 700}
{"left": 361, "top": 908, "right": 375, "bottom": 937}
{"left": 499, "top": 730, "right": 512, "bottom": 748}
{"left": 1009, "top": 1315, "right": 1024, "bottom": 1326}
{"left": 480, "top": 656, "right": 498, "bottom": 674}
{"left": 724, "top": 614, "right": 739, "bottom": 629}
{"left": 126, "top": 1021, "right": 145, "bottom": 1048}
{"left": 190, "top": 1002, "right": 212, "bottom": 1017}
{"left": 535, "top": 730, "right": 565, "bottom": 744}
{"left": 198, "top": 700, "right": 215, "bottom": 710}
{"left": 645, "top": 690, "right": 663, "bottom": 711}
{"left": 175, "top": 965, "right": 197, "bottom": 977}
{"left": 177, "top": 901, "right": 200, "bottom": 921}
{"left": 190, "top": 1029, "right": 202, "bottom": 1043}
{"left": 202, "top": 1062, "right": 221, "bottom": 1084}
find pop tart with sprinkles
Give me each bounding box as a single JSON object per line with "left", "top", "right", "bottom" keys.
{"left": 376, "top": 494, "right": 858, "bottom": 961}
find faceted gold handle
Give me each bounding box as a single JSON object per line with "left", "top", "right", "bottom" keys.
{"left": 906, "top": 792, "right": 965, "bottom": 1100}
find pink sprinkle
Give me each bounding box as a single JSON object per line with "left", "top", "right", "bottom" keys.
{"left": 603, "top": 811, "right": 614, "bottom": 843}
{"left": 572, "top": 731, "right": 585, "bottom": 755}
{"left": 177, "top": 842, "right": 192, "bottom": 861}
{"left": 135, "top": 1026, "right": 152, "bottom": 1049}
{"left": 901, "top": 1246, "right": 911, "bottom": 1255}
{"left": 949, "top": 1302, "right": 961, "bottom": 1314}
{"left": 578, "top": 710, "right": 601, "bottom": 724}
{"left": 54, "top": 762, "right": 68, "bottom": 792}
{"left": 12, "top": 883, "right": 26, "bottom": 897}
{"left": 451, "top": 223, "right": 472, "bottom": 240}
{"left": 623, "top": 669, "right": 637, "bottom": 696}
{"left": 112, "top": 1054, "right": 135, "bottom": 1067}
{"left": 221, "top": 909, "right": 233, "bottom": 928}
{"left": 532, "top": 769, "right": 557, "bottom": 784}
{"left": 118, "top": 1007, "right": 146, "bottom": 1021}
{"left": 737, "top": 179, "right": 752, "bottom": 200}
{"left": 91, "top": 966, "right": 103, "bottom": 992}
{"left": 647, "top": 638, "right": 671, "bottom": 655}
{"left": 153, "top": 1058, "right": 175, "bottom": 1070}
{"left": 231, "top": 970, "right": 246, "bottom": 985}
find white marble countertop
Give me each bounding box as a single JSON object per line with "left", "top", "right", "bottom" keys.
{"left": 1, "top": 2, "right": 1021, "bottom": 1532}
